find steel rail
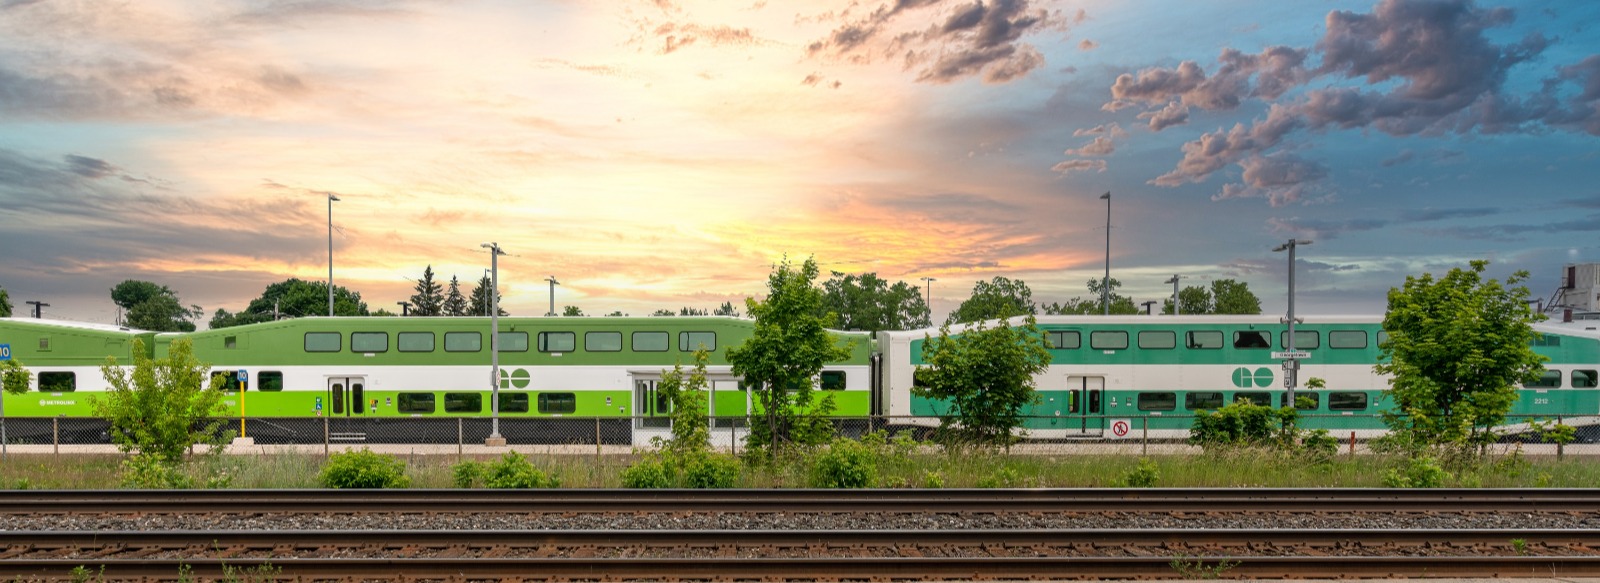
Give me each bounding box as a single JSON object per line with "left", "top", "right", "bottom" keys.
{"left": 3, "top": 488, "right": 1597, "bottom": 514}
{"left": 5, "top": 556, "right": 1600, "bottom": 581}
{"left": 5, "top": 528, "right": 1600, "bottom": 550}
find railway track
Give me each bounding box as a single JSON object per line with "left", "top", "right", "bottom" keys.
{"left": 3, "top": 487, "right": 1597, "bottom": 514}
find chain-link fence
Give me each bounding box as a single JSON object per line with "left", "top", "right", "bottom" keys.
{"left": 0, "top": 414, "right": 1593, "bottom": 457}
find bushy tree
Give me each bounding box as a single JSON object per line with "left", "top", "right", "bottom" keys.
{"left": 0, "top": 286, "right": 11, "bottom": 317}
{"left": 112, "top": 280, "right": 200, "bottom": 331}
{"left": 913, "top": 316, "right": 1052, "bottom": 449}
{"left": 92, "top": 338, "right": 229, "bottom": 463}
{"left": 651, "top": 309, "right": 676, "bottom": 316}
{"left": 209, "top": 279, "right": 369, "bottom": 328}
{"left": 727, "top": 256, "right": 851, "bottom": 457}
{"left": 714, "top": 301, "right": 740, "bottom": 317}
{"left": 2, "top": 359, "right": 32, "bottom": 395}
{"left": 467, "top": 275, "right": 506, "bottom": 317}
{"left": 1376, "top": 260, "right": 1546, "bottom": 452}
{"left": 1210, "top": 279, "right": 1263, "bottom": 314}
{"left": 948, "top": 276, "right": 1037, "bottom": 323}
{"left": 443, "top": 276, "right": 470, "bottom": 317}
{"left": 819, "top": 272, "right": 931, "bottom": 331}
{"left": 679, "top": 307, "right": 708, "bottom": 316}
{"left": 1042, "top": 277, "right": 1138, "bottom": 315}
{"left": 1162, "top": 285, "right": 1213, "bottom": 315}
{"left": 409, "top": 265, "right": 445, "bottom": 316}
{"left": 562, "top": 305, "right": 585, "bottom": 317}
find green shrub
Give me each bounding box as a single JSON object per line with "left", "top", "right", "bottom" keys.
{"left": 810, "top": 438, "right": 877, "bottom": 488}
{"left": 621, "top": 457, "right": 673, "bottom": 489}
{"left": 684, "top": 454, "right": 740, "bottom": 489}
{"left": 1383, "top": 456, "right": 1448, "bottom": 488}
{"left": 977, "top": 466, "right": 1021, "bottom": 488}
{"left": 484, "top": 451, "right": 554, "bottom": 489}
{"left": 319, "top": 449, "right": 410, "bottom": 489}
{"left": 1119, "top": 458, "right": 1159, "bottom": 487}
{"left": 451, "top": 460, "right": 485, "bottom": 488}
{"left": 120, "top": 455, "right": 193, "bottom": 489}
{"left": 921, "top": 470, "right": 945, "bottom": 489}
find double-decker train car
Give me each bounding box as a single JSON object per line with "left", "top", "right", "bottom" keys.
{"left": 877, "top": 315, "right": 1600, "bottom": 439}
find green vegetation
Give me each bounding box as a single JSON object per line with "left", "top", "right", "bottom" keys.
{"left": 727, "top": 256, "right": 851, "bottom": 457}
{"left": 818, "top": 271, "right": 931, "bottom": 331}
{"left": 1376, "top": 260, "right": 1546, "bottom": 457}
{"left": 621, "top": 350, "right": 743, "bottom": 489}
{"left": 948, "top": 276, "right": 1038, "bottom": 323}
{"left": 319, "top": 448, "right": 411, "bottom": 488}
{"left": 0, "top": 285, "right": 10, "bottom": 317}
{"left": 92, "top": 339, "right": 230, "bottom": 471}
{"left": 1162, "top": 278, "right": 1263, "bottom": 315}
{"left": 2, "top": 358, "right": 32, "bottom": 396}
{"left": 209, "top": 278, "right": 370, "bottom": 328}
{"left": 452, "top": 451, "right": 555, "bottom": 488}
{"left": 914, "top": 316, "right": 1052, "bottom": 449}
{"left": 111, "top": 279, "right": 202, "bottom": 331}
{"left": 809, "top": 438, "right": 878, "bottom": 488}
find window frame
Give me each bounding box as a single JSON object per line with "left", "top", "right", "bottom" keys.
{"left": 1573, "top": 369, "right": 1598, "bottom": 389}
{"left": 258, "top": 371, "right": 284, "bottom": 392}
{"left": 499, "top": 393, "right": 530, "bottom": 413}
{"left": 1232, "top": 392, "right": 1271, "bottom": 407}
{"left": 537, "top": 331, "right": 577, "bottom": 353}
{"left": 1232, "top": 330, "right": 1271, "bottom": 349}
{"left": 1525, "top": 370, "right": 1562, "bottom": 389}
{"left": 537, "top": 392, "right": 577, "bottom": 414}
{"left": 1045, "top": 330, "right": 1081, "bottom": 350}
{"left": 397, "top": 331, "right": 435, "bottom": 352}
{"left": 304, "top": 332, "right": 341, "bottom": 352}
{"left": 1186, "top": 330, "right": 1224, "bottom": 349}
{"left": 444, "top": 392, "right": 483, "bottom": 413}
{"left": 37, "top": 371, "right": 75, "bottom": 393}
{"left": 679, "top": 331, "right": 717, "bottom": 352}
{"left": 1279, "top": 330, "right": 1320, "bottom": 350}
{"left": 820, "top": 371, "right": 847, "bottom": 391}
{"left": 397, "top": 393, "right": 436, "bottom": 414}
{"left": 497, "top": 331, "right": 530, "bottom": 352}
{"left": 350, "top": 331, "right": 389, "bottom": 353}
{"left": 1138, "top": 330, "right": 1177, "bottom": 350}
{"left": 633, "top": 331, "right": 669, "bottom": 352}
{"left": 1185, "top": 391, "right": 1223, "bottom": 411}
{"left": 1137, "top": 391, "right": 1176, "bottom": 411}
{"left": 1090, "top": 330, "right": 1129, "bottom": 350}
{"left": 1328, "top": 330, "right": 1368, "bottom": 349}
{"left": 444, "top": 331, "right": 483, "bottom": 353}
{"left": 585, "top": 331, "right": 623, "bottom": 352}
{"left": 1328, "top": 391, "right": 1370, "bottom": 411}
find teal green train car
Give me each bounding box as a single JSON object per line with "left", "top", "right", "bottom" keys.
{"left": 876, "top": 315, "right": 1600, "bottom": 439}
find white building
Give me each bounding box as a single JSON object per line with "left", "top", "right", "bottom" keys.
{"left": 1552, "top": 263, "right": 1600, "bottom": 319}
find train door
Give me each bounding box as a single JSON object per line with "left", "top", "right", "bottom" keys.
{"left": 635, "top": 379, "right": 670, "bottom": 429}
{"left": 1065, "top": 376, "right": 1105, "bottom": 434}
{"left": 326, "top": 377, "right": 368, "bottom": 417}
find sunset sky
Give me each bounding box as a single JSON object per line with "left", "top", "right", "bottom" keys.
{"left": 2, "top": 0, "right": 1597, "bottom": 326}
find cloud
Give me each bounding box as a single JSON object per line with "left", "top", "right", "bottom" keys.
{"left": 1062, "top": 135, "right": 1114, "bottom": 156}
{"left": 1104, "top": 46, "right": 1309, "bottom": 113}
{"left": 652, "top": 22, "right": 760, "bottom": 54}
{"left": 1050, "top": 159, "right": 1106, "bottom": 174}
{"left": 1267, "top": 216, "right": 1386, "bottom": 240}
{"left": 1137, "top": 101, "right": 1189, "bottom": 131}
{"left": 806, "top": 0, "right": 1064, "bottom": 84}
{"left": 1397, "top": 207, "right": 1498, "bottom": 222}
{"left": 1380, "top": 149, "right": 1415, "bottom": 167}
{"left": 1212, "top": 154, "right": 1329, "bottom": 207}
{"left": 1078, "top": 39, "right": 1096, "bottom": 50}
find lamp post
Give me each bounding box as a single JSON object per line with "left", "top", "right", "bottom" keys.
{"left": 483, "top": 269, "right": 493, "bottom": 316}
{"left": 396, "top": 301, "right": 410, "bottom": 317}
{"left": 1272, "top": 238, "right": 1312, "bottom": 404}
{"left": 327, "top": 193, "right": 340, "bottom": 317}
{"left": 1100, "top": 192, "right": 1111, "bottom": 315}
{"left": 1140, "top": 300, "right": 1157, "bottom": 315}
{"left": 481, "top": 242, "right": 508, "bottom": 445}
{"left": 545, "top": 276, "right": 560, "bottom": 317}
{"left": 1164, "top": 275, "right": 1181, "bottom": 316}
{"left": 25, "top": 301, "right": 48, "bottom": 319}
{"left": 920, "top": 277, "right": 936, "bottom": 316}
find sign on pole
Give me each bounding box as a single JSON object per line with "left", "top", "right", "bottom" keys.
{"left": 1271, "top": 351, "right": 1311, "bottom": 360}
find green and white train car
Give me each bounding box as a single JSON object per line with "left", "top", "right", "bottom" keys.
{"left": 877, "top": 315, "right": 1600, "bottom": 439}
{"left": 0, "top": 318, "right": 150, "bottom": 417}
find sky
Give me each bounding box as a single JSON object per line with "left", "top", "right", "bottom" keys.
{"left": 1, "top": 0, "right": 1597, "bottom": 326}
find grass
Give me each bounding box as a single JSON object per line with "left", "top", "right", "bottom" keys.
{"left": 4, "top": 447, "right": 1600, "bottom": 489}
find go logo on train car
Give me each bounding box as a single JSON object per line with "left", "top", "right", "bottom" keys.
{"left": 1232, "top": 367, "right": 1273, "bottom": 388}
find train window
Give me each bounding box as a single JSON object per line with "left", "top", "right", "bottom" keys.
{"left": 1524, "top": 370, "right": 1562, "bottom": 389}
{"left": 398, "top": 393, "right": 436, "bottom": 414}
{"left": 1138, "top": 330, "right": 1176, "bottom": 349}
{"left": 538, "top": 392, "right": 577, "bottom": 414}
{"left": 1573, "top": 370, "right": 1598, "bottom": 389}
{"left": 211, "top": 371, "right": 245, "bottom": 392}
{"left": 445, "top": 332, "right": 482, "bottom": 352}
{"left": 1233, "top": 331, "right": 1270, "bottom": 349}
{"left": 1329, "top": 330, "right": 1368, "bottom": 349}
{"left": 1283, "top": 392, "right": 1320, "bottom": 410}
{"left": 1090, "top": 330, "right": 1128, "bottom": 350}
{"left": 1279, "top": 330, "right": 1319, "bottom": 349}
{"left": 444, "top": 393, "right": 483, "bottom": 413}
{"left": 37, "top": 371, "right": 74, "bottom": 392}
{"left": 1045, "top": 331, "right": 1081, "bottom": 349}
{"left": 1531, "top": 335, "right": 1562, "bottom": 347}
{"left": 1233, "top": 392, "right": 1271, "bottom": 406}
{"left": 398, "top": 332, "right": 435, "bottom": 352}
{"left": 259, "top": 371, "right": 284, "bottom": 392}
{"left": 304, "top": 332, "right": 341, "bottom": 352}
{"left": 1328, "top": 392, "right": 1369, "bottom": 411}
{"left": 633, "top": 331, "right": 669, "bottom": 352}
{"left": 498, "top": 331, "right": 530, "bottom": 352}
{"left": 351, "top": 332, "right": 388, "bottom": 353}
{"left": 586, "top": 331, "right": 623, "bottom": 352}
{"left": 499, "top": 393, "right": 530, "bottom": 413}
{"left": 1186, "top": 330, "right": 1223, "bottom": 349}
{"left": 538, "top": 332, "right": 576, "bottom": 352}
{"left": 679, "top": 331, "right": 716, "bottom": 352}
{"left": 821, "top": 371, "right": 846, "bottom": 390}
{"left": 1377, "top": 330, "right": 1390, "bottom": 347}
{"left": 1185, "top": 391, "right": 1223, "bottom": 410}
{"left": 1137, "top": 392, "right": 1176, "bottom": 411}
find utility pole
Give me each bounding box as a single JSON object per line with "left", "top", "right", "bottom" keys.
{"left": 1100, "top": 191, "right": 1111, "bottom": 315}
{"left": 25, "top": 301, "right": 48, "bottom": 319}
{"left": 481, "top": 242, "right": 509, "bottom": 446}
{"left": 1273, "top": 238, "right": 1313, "bottom": 405}
{"left": 397, "top": 301, "right": 410, "bottom": 317}
{"left": 327, "top": 193, "right": 340, "bottom": 317}
{"left": 1165, "top": 275, "right": 1182, "bottom": 316}
{"left": 545, "top": 276, "right": 560, "bottom": 317}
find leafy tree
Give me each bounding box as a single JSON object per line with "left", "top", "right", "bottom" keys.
{"left": 2, "top": 359, "right": 32, "bottom": 395}
{"left": 1210, "top": 279, "right": 1262, "bottom": 314}
{"left": 606, "top": 311, "right": 626, "bottom": 317}
{"left": 1376, "top": 260, "right": 1546, "bottom": 452}
{"left": 1042, "top": 277, "right": 1138, "bottom": 315}
{"left": 209, "top": 279, "right": 369, "bottom": 329}
{"left": 948, "top": 276, "right": 1037, "bottom": 323}
{"left": 727, "top": 256, "right": 851, "bottom": 457}
{"left": 819, "top": 272, "right": 931, "bottom": 332}
{"left": 658, "top": 350, "right": 713, "bottom": 455}
{"left": 914, "top": 316, "right": 1052, "bottom": 449}
{"left": 562, "top": 305, "right": 585, "bottom": 317}
{"left": 714, "top": 301, "right": 740, "bottom": 317}
{"left": 1162, "top": 285, "right": 1213, "bottom": 315}
{"left": 679, "top": 307, "right": 709, "bottom": 316}
{"left": 92, "top": 338, "right": 229, "bottom": 463}
{"left": 409, "top": 265, "right": 445, "bottom": 316}
{"left": 111, "top": 280, "right": 200, "bottom": 331}
{"left": 651, "top": 309, "right": 676, "bottom": 316}
{"left": 467, "top": 275, "right": 506, "bottom": 317}
{"left": 443, "top": 276, "right": 470, "bottom": 317}
{"left": 0, "top": 286, "right": 11, "bottom": 317}
{"left": 370, "top": 308, "right": 398, "bottom": 317}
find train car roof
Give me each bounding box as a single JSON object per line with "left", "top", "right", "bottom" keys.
{"left": 0, "top": 317, "right": 142, "bottom": 334}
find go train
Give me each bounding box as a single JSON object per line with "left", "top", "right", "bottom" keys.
{"left": 1, "top": 313, "right": 1597, "bottom": 443}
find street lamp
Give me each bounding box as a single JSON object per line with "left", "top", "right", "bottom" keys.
{"left": 1272, "top": 238, "right": 1313, "bottom": 404}
{"left": 25, "top": 301, "right": 48, "bottom": 319}
{"left": 396, "top": 301, "right": 410, "bottom": 317}
{"left": 545, "top": 276, "right": 560, "bottom": 317}
{"left": 1100, "top": 192, "right": 1111, "bottom": 315}
{"left": 481, "top": 242, "right": 509, "bottom": 445}
{"left": 1164, "top": 275, "right": 1181, "bottom": 316}
{"left": 1140, "top": 300, "right": 1157, "bottom": 315}
{"left": 920, "top": 277, "right": 936, "bottom": 315}
{"left": 327, "top": 193, "right": 340, "bottom": 317}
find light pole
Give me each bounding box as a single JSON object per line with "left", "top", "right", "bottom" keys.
{"left": 1164, "top": 275, "right": 1181, "bottom": 316}
{"left": 1272, "top": 238, "right": 1312, "bottom": 405}
{"left": 481, "top": 242, "right": 508, "bottom": 445}
{"left": 920, "top": 277, "right": 935, "bottom": 317}
{"left": 327, "top": 193, "right": 340, "bottom": 317}
{"left": 1140, "top": 300, "right": 1156, "bottom": 315}
{"left": 545, "top": 276, "right": 560, "bottom": 317}
{"left": 25, "top": 301, "right": 48, "bottom": 319}
{"left": 1100, "top": 191, "right": 1111, "bottom": 315}
{"left": 483, "top": 269, "right": 492, "bottom": 316}
{"left": 396, "top": 301, "right": 410, "bottom": 317}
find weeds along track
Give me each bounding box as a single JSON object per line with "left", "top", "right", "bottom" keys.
{"left": 5, "top": 488, "right": 1600, "bottom": 514}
